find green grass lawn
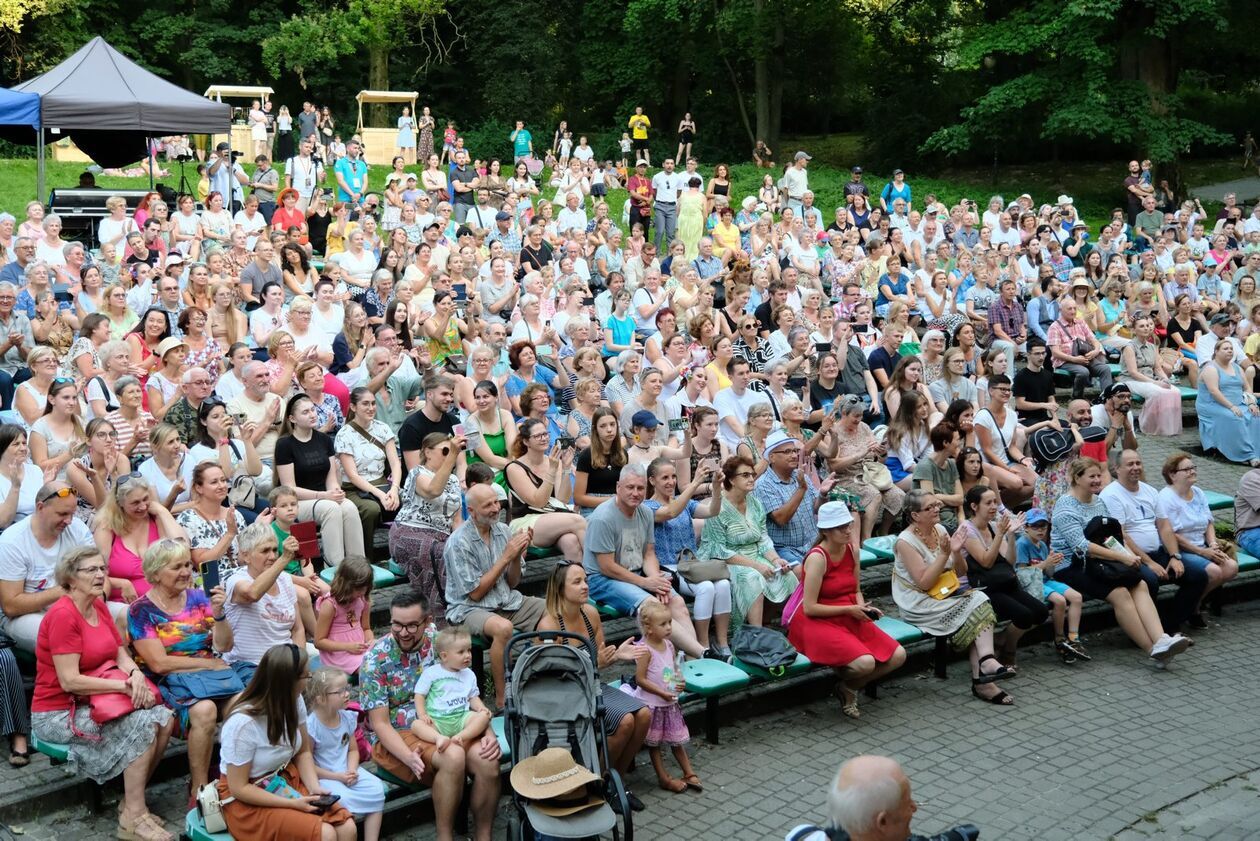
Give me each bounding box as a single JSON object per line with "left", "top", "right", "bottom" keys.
{"left": 1, "top": 142, "right": 1246, "bottom": 236}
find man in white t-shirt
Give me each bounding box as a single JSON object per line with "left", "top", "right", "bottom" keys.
{"left": 0, "top": 482, "right": 117, "bottom": 652}
{"left": 284, "top": 135, "right": 325, "bottom": 211}
{"left": 227, "top": 362, "right": 284, "bottom": 488}
{"left": 1088, "top": 384, "right": 1138, "bottom": 460}
{"left": 714, "top": 358, "right": 771, "bottom": 447}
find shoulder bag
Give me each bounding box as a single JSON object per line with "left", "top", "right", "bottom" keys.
{"left": 345, "top": 421, "right": 392, "bottom": 499}
{"left": 68, "top": 661, "right": 162, "bottom": 740}
{"left": 507, "top": 459, "right": 576, "bottom": 514}
{"left": 225, "top": 441, "right": 257, "bottom": 509}
{"left": 160, "top": 665, "right": 246, "bottom": 708}
{"left": 860, "top": 459, "right": 894, "bottom": 492}
{"left": 674, "top": 548, "right": 730, "bottom": 585}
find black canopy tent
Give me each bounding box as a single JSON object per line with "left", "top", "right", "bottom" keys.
{"left": 0, "top": 37, "right": 230, "bottom": 200}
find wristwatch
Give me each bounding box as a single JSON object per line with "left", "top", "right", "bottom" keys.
{"left": 1170, "top": 553, "right": 1182, "bottom": 561}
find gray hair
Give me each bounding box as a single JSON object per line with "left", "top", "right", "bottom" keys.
{"left": 237, "top": 521, "right": 276, "bottom": 557}
{"left": 612, "top": 349, "right": 638, "bottom": 376}
{"left": 62, "top": 241, "right": 84, "bottom": 259}
{"left": 747, "top": 401, "right": 775, "bottom": 421}
{"left": 779, "top": 393, "right": 804, "bottom": 413}
{"left": 837, "top": 394, "right": 866, "bottom": 417}
{"left": 24, "top": 260, "right": 48, "bottom": 282}
{"left": 114, "top": 375, "right": 141, "bottom": 396}
{"left": 241, "top": 361, "right": 268, "bottom": 380}
{"left": 0, "top": 213, "right": 14, "bottom": 225}
{"left": 764, "top": 358, "right": 791, "bottom": 378}
{"left": 922, "top": 329, "right": 945, "bottom": 345}
{"left": 618, "top": 463, "right": 647, "bottom": 483}
{"left": 787, "top": 326, "right": 810, "bottom": 345}
{"left": 42, "top": 213, "right": 61, "bottom": 229}
{"left": 55, "top": 545, "right": 103, "bottom": 590}
{"left": 371, "top": 269, "right": 394, "bottom": 286}
{"left": 182, "top": 366, "right": 209, "bottom": 385}
{"left": 826, "top": 762, "right": 907, "bottom": 835}
{"left": 565, "top": 316, "right": 591, "bottom": 338}
{"left": 365, "top": 347, "right": 391, "bottom": 368}
{"left": 518, "top": 294, "right": 539, "bottom": 310}
{"left": 99, "top": 340, "right": 131, "bottom": 364}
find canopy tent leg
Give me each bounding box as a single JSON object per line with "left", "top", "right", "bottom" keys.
{"left": 148, "top": 135, "right": 154, "bottom": 191}
{"left": 36, "top": 129, "right": 45, "bottom": 204}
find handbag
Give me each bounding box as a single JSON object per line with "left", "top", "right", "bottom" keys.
{"left": 69, "top": 661, "right": 162, "bottom": 741}
{"left": 159, "top": 666, "right": 246, "bottom": 708}
{"left": 1016, "top": 566, "right": 1045, "bottom": 601}
{"left": 925, "top": 568, "right": 961, "bottom": 600}
{"left": 508, "top": 460, "right": 577, "bottom": 514}
{"left": 197, "top": 782, "right": 232, "bottom": 834}
{"left": 730, "top": 626, "right": 797, "bottom": 674}
{"left": 781, "top": 578, "right": 806, "bottom": 629}
{"left": 674, "top": 548, "right": 730, "bottom": 585}
{"left": 225, "top": 441, "right": 257, "bottom": 508}
{"left": 860, "top": 459, "right": 894, "bottom": 492}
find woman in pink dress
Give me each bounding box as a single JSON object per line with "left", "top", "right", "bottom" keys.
{"left": 92, "top": 475, "right": 185, "bottom": 604}
{"left": 787, "top": 502, "right": 906, "bottom": 719}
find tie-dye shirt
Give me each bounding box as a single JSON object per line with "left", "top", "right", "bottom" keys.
{"left": 127, "top": 588, "right": 219, "bottom": 672}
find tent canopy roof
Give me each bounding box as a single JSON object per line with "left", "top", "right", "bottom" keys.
{"left": 15, "top": 36, "right": 228, "bottom": 133}
{"left": 355, "top": 90, "right": 418, "bottom": 104}
{"left": 0, "top": 87, "right": 40, "bottom": 129}
{"left": 204, "top": 85, "right": 274, "bottom": 101}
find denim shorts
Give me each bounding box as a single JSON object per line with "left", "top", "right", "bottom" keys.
{"left": 586, "top": 570, "right": 651, "bottom": 617}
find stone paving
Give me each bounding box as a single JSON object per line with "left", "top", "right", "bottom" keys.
{"left": 3, "top": 424, "right": 1257, "bottom": 841}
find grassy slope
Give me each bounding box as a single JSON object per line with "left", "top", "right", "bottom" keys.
{"left": 2, "top": 135, "right": 1245, "bottom": 232}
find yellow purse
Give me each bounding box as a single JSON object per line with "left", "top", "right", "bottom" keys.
{"left": 926, "top": 569, "right": 961, "bottom": 600}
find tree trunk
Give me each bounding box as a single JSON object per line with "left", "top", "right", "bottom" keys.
{"left": 1118, "top": 4, "right": 1181, "bottom": 193}
{"left": 768, "top": 16, "right": 784, "bottom": 154}
{"left": 671, "top": 44, "right": 691, "bottom": 155}
{"left": 368, "top": 44, "right": 389, "bottom": 129}
{"left": 753, "top": 0, "right": 770, "bottom": 147}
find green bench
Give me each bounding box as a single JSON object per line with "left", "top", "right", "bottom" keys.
{"left": 185, "top": 808, "right": 234, "bottom": 841}
{"left": 33, "top": 733, "right": 105, "bottom": 811}
{"left": 680, "top": 658, "right": 751, "bottom": 744}
{"left": 1239, "top": 551, "right": 1260, "bottom": 573}
{"left": 730, "top": 651, "right": 812, "bottom": 681}
{"left": 320, "top": 563, "right": 397, "bottom": 588}
{"left": 861, "top": 535, "right": 898, "bottom": 563}
{"left": 1203, "top": 490, "right": 1234, "bottom": 512}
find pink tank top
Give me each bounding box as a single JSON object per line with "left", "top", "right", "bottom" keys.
{"left": 109, "top": 519, "right": 159, "bottom": 601}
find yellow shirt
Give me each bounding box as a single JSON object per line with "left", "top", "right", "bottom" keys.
{"left": 628, "top": 114, "right": 651, "bottom": 140}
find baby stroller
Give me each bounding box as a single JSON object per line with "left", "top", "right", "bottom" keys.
{"left": 503, "top": 631, "right": 633, "bottom": 840}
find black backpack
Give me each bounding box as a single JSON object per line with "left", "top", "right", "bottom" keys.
{"left": 1027, "top": 427, "right": 1074, "bottom": 468}
{"left": 731, "top": 626, "right": 797, "bottom": 673}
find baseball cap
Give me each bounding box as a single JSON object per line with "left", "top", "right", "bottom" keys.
{"left": 851, "top": 166, "right": 863, "bottom": 174}
{"left": 495, "top": 211, "right": 511, "bottom": 221}
{"left": 215, "top": 142, "right": 230, "bottom": 151}
{"left": 795, "top": 151, "right": 812, "bottom": 161}
{"left": 630, "top": 410, "right": 660, "bottom": 429}
{"left": 817, "top": 502, "right": 854, "bottom": 529}
{"left": 635, "top": 159, "right": 647, "bottom": 167}
{"left": 1025, "top": 508, "right": 1049, "bottom": 526}
{"left": 1210, "top": 312, "right": 1232, "bottom": 327}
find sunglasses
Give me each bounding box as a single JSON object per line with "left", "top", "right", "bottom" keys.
{"left": 37, "top": 486, "right": 76, "bottom": 503}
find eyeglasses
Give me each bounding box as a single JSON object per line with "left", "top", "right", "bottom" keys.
{"left": 390, "top": 621, "right": 423, "bottom": 633}
{"left": 75, "top": 564, "right": 107, "bottom": 576}
{"left": 52, "top": 376, "right": 75, "bottom": 386}
{"left": 1173, "top": 465, "right": 1197, "bottom": 473}
{"left": 732, "top": 471, "right": 756, "bottom": 479}
{"left": 93, "top": 429, "right": 121, "bottom": 440}
{"left": 36, "top": 486, "right": 75, "bottom": 503}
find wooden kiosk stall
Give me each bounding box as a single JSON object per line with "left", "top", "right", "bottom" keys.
{"left": 355, "top": 89, "right": 418, "bottom": 165}
{"left": 204, "top": 85, "right": 274, "bottom": 153}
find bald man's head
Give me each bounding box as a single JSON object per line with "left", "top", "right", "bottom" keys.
{"left": 466, "top": 483, "right": 501, "bottom": 525}
{"left": 827, "top": 755, "right": 915, "bottom": 841}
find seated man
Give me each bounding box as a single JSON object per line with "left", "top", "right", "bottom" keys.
{"left": 361, "top": 590, "right": 500, "bottom": 841}
{"left": 1236, "top": 465, "right": 1260, "bottom": 559}
{"left": 1047, "top": 298, "right": 1112, "bottom": 399}
{"left": 1100, "top": 449, "right": 1208, "bottom": 634}
{"left": 0, "top": 482, "right": 124, "bottom": 651}
{"left": 584, "top": 464, "right": 707, "bottom": 658}
{"left": 754, "top": 431, "right": 835, "bottom": 564}
{"left": 442, "top": 484, "right": 546, "bottom": 709}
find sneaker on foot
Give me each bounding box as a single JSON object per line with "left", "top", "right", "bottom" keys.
{"left": 1062, "top": 637, "right": 1091, "bottom": 662}
{"left": 1055, "top": 641, "right": 1077, "bottom": 664}
{"left": 1151, "top": 634, "right": 1190, "bottom": 662}
{"left": 1186, "top": 613, "right": 1208, "bottom": 631}
{"left": 1147, "top": 656, "right": 1168, "bottom": 671}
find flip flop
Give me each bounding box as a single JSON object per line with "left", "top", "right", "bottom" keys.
{"left": 682, "top": 774, "right": 704, "bottom": 792}
{"left": 658, "top": 777, "right": 687, "bottom": 793}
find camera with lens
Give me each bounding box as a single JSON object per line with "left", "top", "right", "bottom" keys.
{"left": 175, "top": 153, "right": 195, "bottom": 163}
{"left": 230, "top": 150, "right": 243, "bottom": 161}
{"left": 311, "top": 154, "right": 323, "bottom": 165}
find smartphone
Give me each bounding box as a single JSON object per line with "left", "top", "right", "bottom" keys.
{"left": 200, "top": 560, "right": 220, "bottom": 593}
{"left": 582, "top": 295, "right": 596, "bottom": 307}
{"left": 862, "top": 607, "right": 880, "bottom": 620}
{"left": 310, "top": 794, "right": 341, "bottom": 813}
{"left": 233, "top": 412, "right": 248, "bottom": 426}
{"left": 558, "top": 436, "right": 575, "bottom": 449}
{"left": 815, "top": 341, "right": 833, "bottom": 353}
{"left": 290, "top": 520, "right": 319, "bottom": 561}
{"left": 668, "top": 417, "right": 687, "bottom": 433}
{"left": 453, "top": 284, "right": 468, "bottom": 303}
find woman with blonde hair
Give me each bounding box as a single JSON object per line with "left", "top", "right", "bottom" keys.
{"left": 103, "top": 281, "right": 139, "bottom": 340}
{"left": 29, "top": 379, "right": 86, "bottom": 480}
{"left": 92, "top": 475, "right": 184, "bottom": 603}
{"left": 208, "top": 281, "right": 246, "bottom": 348}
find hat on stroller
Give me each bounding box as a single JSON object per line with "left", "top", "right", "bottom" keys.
{"left": 511, "top": 747, "right": 613, "bottom": 837}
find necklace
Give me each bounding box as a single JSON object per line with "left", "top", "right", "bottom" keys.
{"left": 147, "top": 587, "right": 186, "bottom": 616}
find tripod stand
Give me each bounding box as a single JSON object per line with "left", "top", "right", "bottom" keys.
{"left": 174, "top": 154, "right": 195, "bottom": 198}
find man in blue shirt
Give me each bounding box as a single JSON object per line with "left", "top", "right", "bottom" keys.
{"left": 510, "top": 121, "right": 533, "bottom": 163}
{"left": 755, "top": 431, "right": 836, "bottom": 564}
{"left": 334, "top": 139, "right": 369, "bottom": 204}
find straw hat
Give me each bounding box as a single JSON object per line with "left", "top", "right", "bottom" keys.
{"left": 509, "top": 748, "right": 600, "bottom": 802}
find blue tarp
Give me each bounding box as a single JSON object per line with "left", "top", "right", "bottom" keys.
{"left": 0, "top": 86, "right": 40, "bottom": 129}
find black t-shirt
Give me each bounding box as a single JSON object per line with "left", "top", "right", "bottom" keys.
{"left": 754, "top": 300, "right": 777, "bottom": 334}
{"left": 450, "top": 166, "right": 477, "bottom": 206}
{"left": 810, "top": 378, "right": 847, "bottom": 414}
{"left": 399, "top": 408, "right": 457, "bottom": 454}
{"left": 1012, "top": 366, "right": 1056, "bottom": 424}
{"left": 519, "top": 243, "right": 553, "bottom": 278}
{"left": 274, "top": 431, "right": 336, "bottom": 491}
{"left": 576, "top": 448, "right": 621, "bottom": 496}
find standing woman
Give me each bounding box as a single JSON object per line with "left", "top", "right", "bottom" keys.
{"left": 789, "top": 502, "right": 906, "bottom": 719}
{"left": 29, "top": 379, "right": 86, "bottom": 481}
{"left": 216, "top": 645, "right": 356, "bottom": 841}
{"left": 676, "top": 113, "right": 696, "bottom": 164}
{"left": 275, "top": 105, "right": 295, "bottom": 161}
{"left": 274, "top": 395, "right": 366, "bottom": 570}
{"left": 389, "top": 431, "right": 464, "bottom": 617}
{"left": 396, "top": 106, "right": 416, "bottom": 165}
{"left": 335, "top": 386, "right": 403, "bottom": 549}
{"left": 417, "top": 106, "right": 436, "bottom": 165}
{"left": 31, "top": 546, "right": 175, "bottom": 841}
{"left": 421, "top": 154, "right": 449, "bottom": 204}
{"left": 894, "top": 490, "right": 1011, "bottom": 704}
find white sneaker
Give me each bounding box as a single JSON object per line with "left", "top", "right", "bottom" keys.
{"left": 1151, "top": 634, "right": 1190, "bottom": 662}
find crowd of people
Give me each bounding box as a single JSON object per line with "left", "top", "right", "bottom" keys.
{"left": 0, "top": 128, "right": 1254, "bottom": 841}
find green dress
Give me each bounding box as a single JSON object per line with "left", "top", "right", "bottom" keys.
{"left": 467, "top": 410, "right": 509, "bottom": 489}
{"left": 677, "top": 190, "right": 706, "bottom": 261}
{"left": 698, "top": 494, "right": 796, "bottom": 627}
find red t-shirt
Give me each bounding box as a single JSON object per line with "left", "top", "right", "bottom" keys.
{"left": 32, "top": 596, "right": 123, "bottom": 713}
{"left": 272, "top": 207, "right": 306, "bottom": 232}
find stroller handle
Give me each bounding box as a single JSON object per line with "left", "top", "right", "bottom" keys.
{"left": 506, "top": 630, "right": 597, "bottom": 672}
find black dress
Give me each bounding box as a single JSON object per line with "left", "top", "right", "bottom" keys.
{"left": 307, "top": 211, "right": 331, "bottom": 255}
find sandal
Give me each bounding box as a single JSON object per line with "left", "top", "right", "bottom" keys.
{"left": 836, "top": 684, "right": 861, "bottom": 719}
{"left": 118, "top": 812, "right": 173, "bottom": 841}
{"left": 7, "top": 749, "right": 29, "bottom": 768}
{"left": 658, "top": 777, "right": 687, "bottom": 793}
{"left": 973, "top": 654, "right": 1016, "bottom": 684}
{"left": 682, "top": 773, "right": 704, "bottom": 792}
{"left": 971, "top": 682, "right": 1014, "bottom": 706}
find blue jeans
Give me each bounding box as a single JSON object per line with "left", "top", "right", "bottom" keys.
{"left": 1137, "top": 548, "right": 1210, "bottom": 630}
{"left": 1237, "top": 527, "right": 1260, "bottom": 559}
{"left": 585, "top": 570, "right": 651, "bottom": 617}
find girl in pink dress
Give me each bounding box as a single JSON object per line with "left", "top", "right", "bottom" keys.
{"left": 313, "top": 556, "right": 375, "bottom": 674}
{"left": 624, "top": 599, "right": 701, "bottom": 793}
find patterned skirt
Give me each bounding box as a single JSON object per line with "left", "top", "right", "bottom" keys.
{"left": 32, "top": 704, "right": 172, "bottom": 784}
{"left": 947, "top": 598, "right": 996, "bottom": 651}
{"left": 389, "top": 524, "right": 450, "bottom": 621}
{"left": 641, "top": 703, "right": 689, "bottom": 748}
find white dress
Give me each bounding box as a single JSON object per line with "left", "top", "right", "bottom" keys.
{"left": 305, "top": 710, "right": 385, "bottom": 814}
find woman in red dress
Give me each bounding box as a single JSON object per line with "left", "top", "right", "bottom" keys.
{"left": 788, "top": 502, "right": 906, "bottom": 719}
